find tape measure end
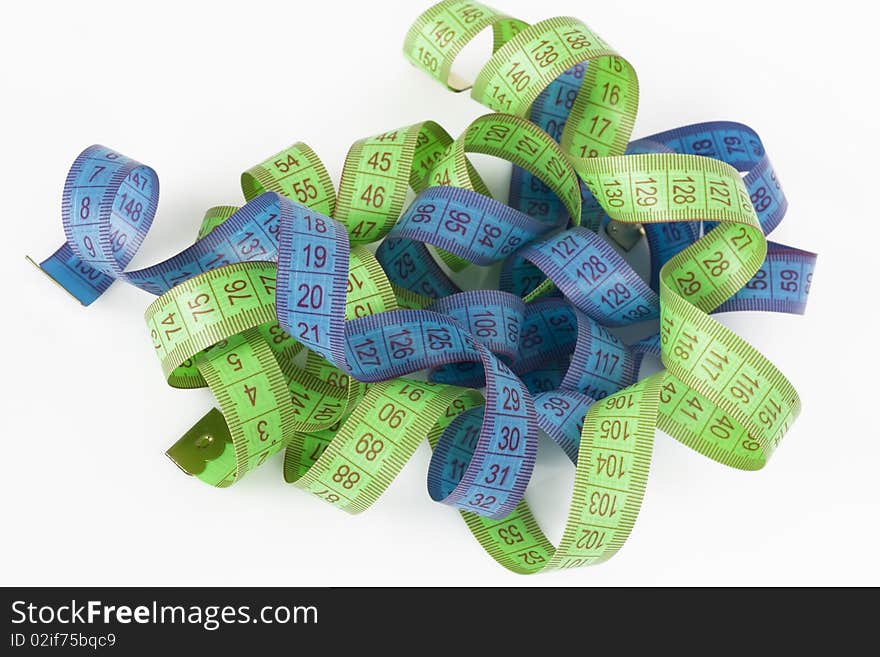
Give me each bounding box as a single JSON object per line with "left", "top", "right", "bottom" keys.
{"left": 165, "top": 408, "right": 231, "bottom": 479}
{"left": 25, "top": 255, "right": 87, "bottom": 306}
{"left": 164, "top": 449, "right": 195, "bottom": 477}
{"left": 446, "top": 72, "right": 473, "bottom": 93}
{"left": 605, "top": 221, "right": 645, "bottom": 252}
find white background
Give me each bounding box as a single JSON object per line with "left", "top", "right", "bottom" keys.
{"left": 1, "top": 0, "right": 877, "bottom": 586}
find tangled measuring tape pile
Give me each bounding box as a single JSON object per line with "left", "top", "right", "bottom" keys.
{"left": 31, "top": 0, "right": 816, "bottom": 573}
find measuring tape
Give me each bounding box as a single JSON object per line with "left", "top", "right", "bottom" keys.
{"left": 30, "top": 0, "right": 816, "bottom": 572}
{"left": 405, "top": 2, "right": 815, "bottom": 305}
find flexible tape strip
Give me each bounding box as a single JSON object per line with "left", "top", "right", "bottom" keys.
{"left": 499, "top": 251, "right": 561, "bottom": 299}
{"left": 453, "top": 374, "right": 663, "bottom": 573}
{"left": 430, "top": 290, "right": 524, "bottom": 371}
{"left": 34, "top": 146, "right": 158, "bottom": 305}
{"left": 518, "top": 226, "right": 660, "bottom": 325}
{"left": 394, "top": 185, "right": 550, "bottom": 266}
{"left": 375, "top": 185, "right": 552, "bottom": 299}
{"left": 520, "top": 360, "right": 569, "bottom": 395}
{"left": 35, "top": 136, "right": 544, "bottom": 501}
{"left": 145, "top": 260, "right": 279, "bottom": 381}
{"left": 427, "top": 291, "right": 640, "bottom": 401}
{"left": 424, "top": 291, "right": 527, "bottom": 388}
{"left": 419, "top": 112, "right": 582, "bottom": 274}
{"left": 469, "top": 16, "right": 638, "bottom": 158}
{"left": 714, "top": 243, "right": 814, "bottom": 315}
{"left": 431, "top": 112, "right": 582, "bottom": 255}
{"left": 193, "top": 328, "right": 296, "bottom": 485}
{"left": 629, "top": 122, "right": 816, "bottom": 314}
{"left": 574, "top": 152, "right": 800, "bottom": 468}
{"left": 287, "top": 379, "right": 484, "bottom": 514}
{"left": 121, "top": 189, "right": 538, "bottom": 518}
{"left": 403, "top": 0, "right": 527, "bottom": 92}
{"left": 335, "top": 121, "right": 452, "bottom": 244}
{"left": 145, "top": 260, "right": 349, "bottom": 485}
{"left": 427, "top": 112, "right": 581, "bottom": 226}
{"left": 381, "top": 146, "right": 800, "bottom": 570}
{"left": 197, "top": 206, "right": 241, "bottom": 240}
{"left": 241, "top": 142, "right": 336, "bottom": 216}
{"left": 377, "top": 233, "right": 461, "bottom": 300}
{"left": 332, "top": 119, "right": 491, "bottom": 273}
{"left": 502, "top": 61, "right": 649, "bottom": 249}
{"left": 512, "top": 299, "right": 578, "bottom": 377}
{"left": 304, "top": 241, "right": 403, "bottom": 381}
{"left": 626, "top": 126, "right": 759, "bottom": 285}
{"left": 35, "top": 143, "right": 332, "bottom": 302}
{"left": 155, "top": 200, "right": 415, "bottom": 486}
{"left": 633, "top": 121, "right": 786, "bottom": 234}
{"left": 508, "top": 64, "right": 588, "bottom": 230}
{"left": 31, "top": 1, "right": 814, "bottom": 573}
{"left": 531, "top": 390, "right": 593, "bottom": 462}
{"left": 503, "top": 61, "right": 638, "bottom": 248}
{"left": 406, "top": 3, "right": 641, "bottom": 247}
{"left": 34, "top": 137, "right": 501, "bottom": 488}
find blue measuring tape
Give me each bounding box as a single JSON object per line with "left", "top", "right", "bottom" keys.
{"left": 270, "top": 194, "right": 538, "bottom": 518}
{"left": 31, "top": 113, "right": 815, "bottom": 521}
{"left": 35, "top": 146, "right": 160, "bottom": 304}
{"left": 424, "top": 291, "right": 640, "bottom": 401}
{"left": 494, "top": 59, "right": 814, "bottom": 313}
{"left": 508, "top": 106, "right": 816, "bottom": 314}
{"left": 32, "top": 146, "right": 292, "bottom": 301}
{"left": 34, "top": 158, "right": 539, "bottom": 518}
{"left": 629, "top": 121, "right": 814, "bottom": 316}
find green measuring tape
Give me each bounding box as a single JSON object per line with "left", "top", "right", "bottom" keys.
{"left": 464, "top": 374, "right": 662, "bottom": 572}
{"left": 400, "top": 1, "right": 803, "bottom": 569}
{"left": 405, "top": 3, "right": 638, "bottom": 156}
{"left": 458, "top": 153, "right": 796, "bottom": 572}
{"left": 31, "top": 0, "right": 812, "bottom": 575}
{"left": 577, "top": 154, "right": 798, "bottom": 470}
{"left": 406, "top": 0, "right": 641, "bottom": 246}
